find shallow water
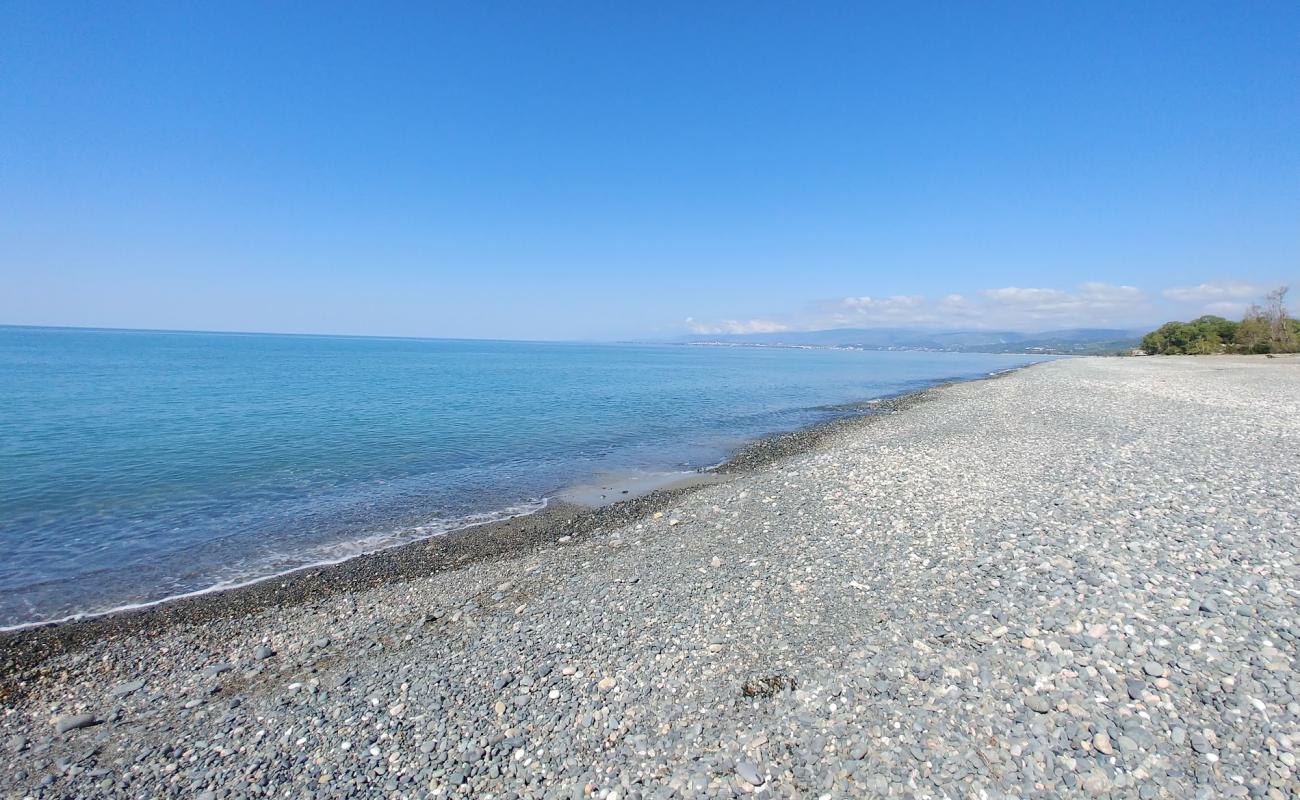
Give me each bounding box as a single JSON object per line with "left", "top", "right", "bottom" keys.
{"left": 0, "top": 326, "right": 1050, "bottom": 627}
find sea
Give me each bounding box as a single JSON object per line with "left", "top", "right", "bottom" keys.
{"left": 0, "top": 326, "right": 1051, "bottom": 628}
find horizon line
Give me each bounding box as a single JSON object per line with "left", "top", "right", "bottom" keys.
{"left": 0, "top": 320, "right": 1161, "bottom": 344}
{"left": 0, "top": 322, "right": 615, "bottom": 346}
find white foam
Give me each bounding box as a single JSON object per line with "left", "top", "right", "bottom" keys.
{"left": 0, "top": 498, "right": 549, "bottom": 632}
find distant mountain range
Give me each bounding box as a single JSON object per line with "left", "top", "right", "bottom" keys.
{"left": 679, "top": 327, "right": 1143, "bottom": 354}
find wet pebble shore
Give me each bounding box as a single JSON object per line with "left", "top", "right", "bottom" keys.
{"left": 2, "top": 355, "right": 1298, "bottom": 799}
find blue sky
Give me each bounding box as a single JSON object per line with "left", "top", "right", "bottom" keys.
{"left": 2, "top": 2, "right": 1297, "bottom": 339}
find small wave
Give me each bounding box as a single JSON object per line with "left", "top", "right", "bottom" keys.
{"left": 0, "top": 498, "right": 549, "bottom": 632}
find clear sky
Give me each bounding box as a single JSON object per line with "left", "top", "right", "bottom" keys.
{"left": 3, "top": 2, "right": 1298, "bottom": 339}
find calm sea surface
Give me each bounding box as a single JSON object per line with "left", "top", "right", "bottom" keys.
{"left": 0, "top": 326, "right": 1050, "bottom": 627}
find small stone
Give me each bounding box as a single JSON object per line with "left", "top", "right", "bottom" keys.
{"left": 1126, "top": 678, "right": 1145, "bottom": 700}
{"left": 254, "top": 645, "right": 274, "bottom": 660}
{"left": 1093, "top": 733, "right": 1114, "bottom": 755}
{"left": 107, "top": 679, "right": 145, "bottom": 699}
{"left": 735, "top": 761, "right": 764, "bottom": 786}
{"left": 1142, "top": 662, "right": 1164, "bottom": 677}
{"left": 597, "top": 677, "right": 616, "bottom": 692}
{"left": 203, "top": 662, "right": 233, "bottom": 678}
{"left": 1082, "top": 769, "right": 1113, "bottom": 794}
{"left": 54, "top": 714, "right": 97, "bottom": 734}
{"left": 1025, "top": 695, "right": 1051, "bottom": 713}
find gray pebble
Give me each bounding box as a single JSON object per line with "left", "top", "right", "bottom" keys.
{"left": 54, "top": 714, "right": 96, "bottom": 734}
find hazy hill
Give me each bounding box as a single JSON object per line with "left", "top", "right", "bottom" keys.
{"left": 680, "top": 328, "right": 1142, "bottom": 354}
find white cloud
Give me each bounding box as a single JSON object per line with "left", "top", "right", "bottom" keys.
{"left": 979, "top": 287, "right": 1071, "bottom": 305}
{"left": 840, "top": 295, "right": 925, "bottom": 310}
{"left": 1079, "top": 282, "right": 1145, "bottom": 302}
{"left": 974, "top": 283, "right": 1148, "bottom": 322}
{"left": 683, "top": 280, "right": 1282, "bottom": 335}
{"left": 684, "top": 317, "right": 789, "bottom": 335}
{"left": 1203, "top": 301, "right": 1250, "bottom": 317}
{"left": 826, "top": 295, "right": 936, "bottom": 327}
{"left": 1162, "top": 281, "right": 1265, "bottom": 303}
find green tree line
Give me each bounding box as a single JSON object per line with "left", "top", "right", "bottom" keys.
{"left": 1142, "top": 287, "right": 1300, "bottom": 355}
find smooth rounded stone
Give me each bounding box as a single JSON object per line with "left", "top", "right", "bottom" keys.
{"left": 108, "top": 678, "right": 146, "bottom": 699}
{"left": 253, "top": 645, "right": 274, "bottom": 660}
{"left": 54, "top": 714, "right": 97, "bottom": 734}
{"left": 1143, "top": 662, "right": 1165, "bottom": 678}
{"left": 1126, "top": 678, "right": 1146, "bottom": 700}
{"left": 1025, "top": 695, "right": 1051, "bottom": 714}
{"left": 203, "top": 662, "right": 234, "bottom": 678}
{"left": 1093, "top": 733, "right": 1114, "bottom": 755}
{"left": 735, "top": 761, "right": 764, "bottom": 786}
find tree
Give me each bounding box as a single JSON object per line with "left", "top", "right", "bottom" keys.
{"left": 1139, "top": 286, "right": 1296, "bottom": 355}
{"left": 1264, "top": 287, "right": 1297, "bottom": 352}
{"left": 1141, "top": 316, "right": 1235, "bottom": 355}
{"left": 1236, "top": 304, "right": 1271, "bottom": 353}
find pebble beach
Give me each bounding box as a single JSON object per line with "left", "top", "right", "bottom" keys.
{"left": 3, "top": 355, "right": 1298, "bottom": 799}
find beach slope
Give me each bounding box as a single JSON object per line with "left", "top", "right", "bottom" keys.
{"left": 3, "top": 355, "right": 1298, "bottom": 798}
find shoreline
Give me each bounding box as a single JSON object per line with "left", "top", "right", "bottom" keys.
{"left": 0, "top": 367, "right": 965, "bottom": 685}
{"left": 3, "top": 355, "right": 1295, "bottom": 798}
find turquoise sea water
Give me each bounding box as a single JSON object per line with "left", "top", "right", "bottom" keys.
{"left": 0, "top": 326, "right": 1050, "bottom": 627}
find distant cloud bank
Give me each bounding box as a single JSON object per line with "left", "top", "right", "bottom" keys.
{"left": 685, "top": 317, "right": 790, "bottom": 335}
{"left": 684, "top": 279, "right": 1284, "bottom": 334}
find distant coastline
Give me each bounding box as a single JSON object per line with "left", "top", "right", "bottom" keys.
{"left": 677, "top": 326, "right": 1143, "bottom": 355}
{"left": 682, "top": 339, "right": 1122, "bottom": 356}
